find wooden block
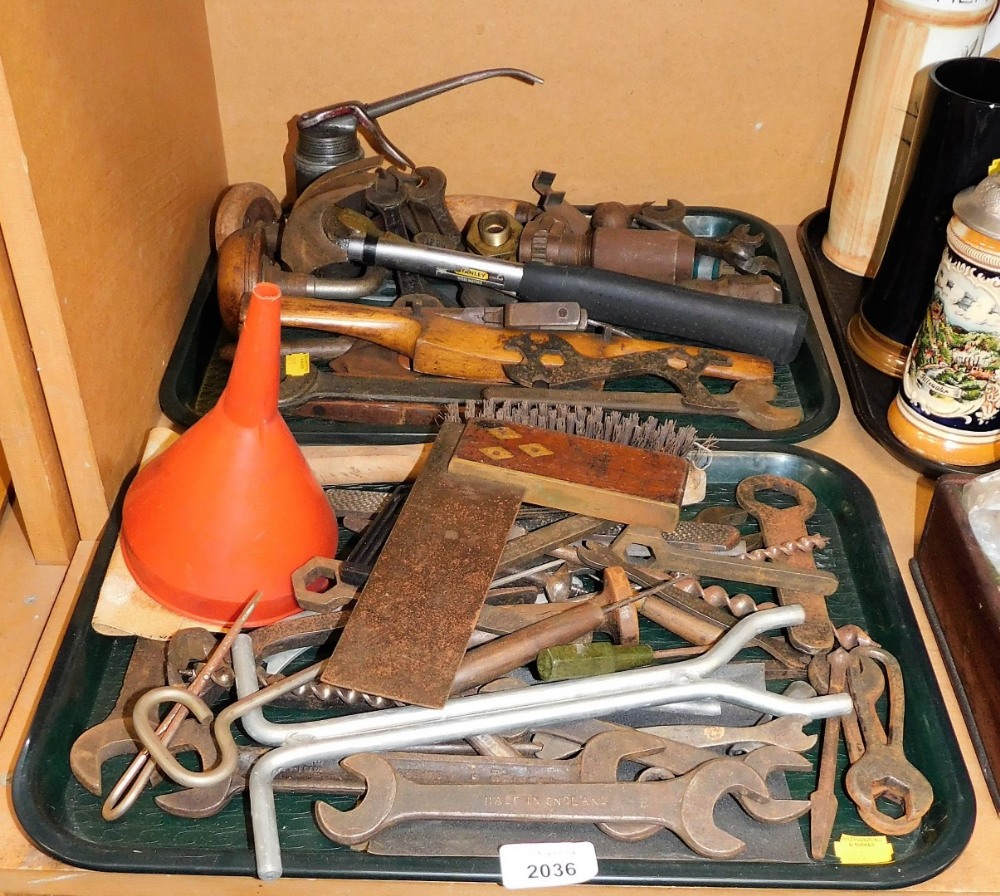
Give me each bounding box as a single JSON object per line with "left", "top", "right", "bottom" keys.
{"left": 448, "top": 419, "right": 687, "bottom": 531}
{"left": 914, "top": 474, "right": 1000, "bottom": 812}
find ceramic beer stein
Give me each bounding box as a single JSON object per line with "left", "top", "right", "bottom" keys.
{"left": 888, "top": 172, "right": 1000, "bottom": 466}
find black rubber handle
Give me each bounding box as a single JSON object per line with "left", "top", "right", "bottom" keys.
{"left": 517, "top": 264, "right": 807, "bottom": 365}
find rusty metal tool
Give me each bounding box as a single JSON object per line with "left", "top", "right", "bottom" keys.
{"left": 290, "top": 557, "right": 357, "bottom": 613}
{"left": 576, "top": 543, "right": 808, "bottom": 672}
{"left": 399, "top": 166, "right": 463, "bottom": 249}
{"left": 277, "top": 366, "right": 797, "bottom": 434}
{"left": 497, "top": 513, "right": 608, "bottom": 572}
{"left": 70, "top": 639, "right": 168, "bottom": 795}
{"left": 599, "top": 744, "right": 812, "bottom": 841}
{"left": 366, "top": 169, "right": 449, "bottom": 301}
{"left": 496, "top": 330, "right": 767, "bottom": 392}
{"left": 636, "top": 210, "right": 782, "bottom": 279}
{"left": 101, "top": 592, "right": 260, "bottom": 820}
{"left": 661, "top": 519, "right": 743, "bottom": 552}
{"left": 338, "top": 234, "right": 808, "bottom": 364}
{"left": 736, "top": 475, "right": 836, "bottom": 655}
{"left": 73, "top": 716, "right": 219, "bottom": 799}
{"left": 314, "top": 749, "right": 783, "bottom": 857}
{"left": 610, "top": 525, "right": 839, "bottom": 594}
{"left": 809, "top": 647, "right": 850, "bottom": 859}
{"left": 318, "top": 423, "right": 524, "bottom": 708}
{"left": 157, "top": 741, "right": 552, "bottom": 820}
{"left": 733, "top": 679, "right": 817, "bottom": 754}
{"left": 643, "top": 716, "right": 816, "bottom": 754}
{"left": 533, "top": 715, "right": 815, "bottom": 759}
{"left": 482, "top": 378, "right": 802, "bottom": 431}
{"left": 292, "top": 69, "right": 543, "bottom": 189}
{"left": 844, "top": 646, "right": 934, "bottom": 836}
{"left": 518, "top": 209, "right": 699, "bottom": 283}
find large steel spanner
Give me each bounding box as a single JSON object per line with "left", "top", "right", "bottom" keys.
{"left": 844, "top": 646, "right": 933, "bottom": 836}
{"left": 315, "top": 750, "right": 776, "bottom": 858}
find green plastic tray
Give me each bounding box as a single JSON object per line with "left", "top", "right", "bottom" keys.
{"left": 12, "top": 445, "right": 972, "bottom": 886}
{"left": 159, "top": 209, "right": 838, "bottom": 446}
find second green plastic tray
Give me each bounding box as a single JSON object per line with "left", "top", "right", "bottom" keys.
{"left": 12, "top": 445, "right": 972, "bottom": 887}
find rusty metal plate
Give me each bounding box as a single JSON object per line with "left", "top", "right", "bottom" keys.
{"left": 319, "top": 423, "right": 523, "bottom": 707}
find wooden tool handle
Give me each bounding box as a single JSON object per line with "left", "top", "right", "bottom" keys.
{"left": 279, "top": 299, "right": 423, "bottom": 357}
{"left": 413, "top": 315, "right": 773, "bottom": 383}
{"left": 561, "top": 332, "right": 774, "bottom": 381}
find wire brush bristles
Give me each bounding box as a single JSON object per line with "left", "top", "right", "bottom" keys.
{"left": 442, "top": 399, "right": 711, "bottom": 464}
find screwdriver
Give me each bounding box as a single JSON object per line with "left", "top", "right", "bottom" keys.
{"left": 536, "top": 641, "right": 710, "bottom": 682}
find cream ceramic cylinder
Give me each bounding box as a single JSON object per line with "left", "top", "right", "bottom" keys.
{"left": 889, "top": 174, "right": 1000, "bottom": 466}
{"left": 823, "top": 0, "right": 995, "bottom": 277}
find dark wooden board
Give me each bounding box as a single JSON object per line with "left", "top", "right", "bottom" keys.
{"left": 449, "top": 419, "right": 688, "bottom": 531}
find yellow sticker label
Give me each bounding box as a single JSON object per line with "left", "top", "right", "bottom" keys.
{"left": 989, "top": 158, "right": 1000, "bottom": 177}
{"left": 833, "top": 834, "right": 894, "bottom": 865}
{"left": 454, "top": 267, "right": 489, "bottom": 282}
{"left": 284, "top": 353, "right": 311, "bottom": 377}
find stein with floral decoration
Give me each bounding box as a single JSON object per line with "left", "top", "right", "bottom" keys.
{"left": 888, "top": 170, "right": 1000, "bottom": 467}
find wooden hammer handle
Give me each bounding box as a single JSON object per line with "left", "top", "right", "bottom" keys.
{"left": 278, "top": 299, "right": 423, "bottom": 357}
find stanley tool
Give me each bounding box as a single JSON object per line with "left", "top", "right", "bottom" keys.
{"left": 337, "top": 233, "right": 808, "bottom": 363}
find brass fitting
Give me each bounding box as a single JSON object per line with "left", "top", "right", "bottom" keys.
{"left": 465, "top": 209, "right": 523, "bottom": 259}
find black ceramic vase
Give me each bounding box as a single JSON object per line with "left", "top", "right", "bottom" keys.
{"left": 849, "top": 56, "right": 1000, "bottom": 377}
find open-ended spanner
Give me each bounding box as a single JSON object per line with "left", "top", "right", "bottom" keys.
{"left": 366, "top": 169, "right": 447, "bottom": 301}
{"left": 532, "top": 715, "right": 815, "bottom": 759}
{"left": 612, "top": 743, "right": 811, "bottom": 839}
{"left": 158, "top": 727, "right": 772, "bottom": 821}
{"left": 70, "top": 639, "right": 168, "bottom": 795}
{"left": 843, "top": 646, "right": 933, "bottom": 836}
{"left": 156, "top": 740, "right": 547, "bottom": 819}
{"left": 547, "top": 728, "right": 810, "bottom": 842}
{"left": 314, "top": 748, "right": 786, "bottom": 858}
{"left": 400, "top": 166, "right": 463, "bottom": 250}
{"left": 736, "top": 475, "right": 835, "bottom": 655}
{"left": 133, "top": 605, "right": 851, "bottom": 880}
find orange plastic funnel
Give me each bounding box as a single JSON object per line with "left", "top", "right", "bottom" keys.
{"left": 120, "top": 282, "right": 338, "bottom": 626}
